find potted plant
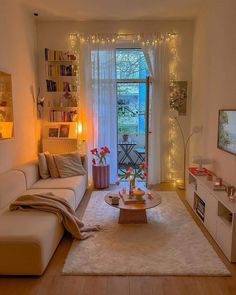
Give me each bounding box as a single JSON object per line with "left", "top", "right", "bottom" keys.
{"left": 91, "top": 146, "right": 110, "bottom": 189}
{"left": 123, "top": 134, "right": 129, "bottom": 142}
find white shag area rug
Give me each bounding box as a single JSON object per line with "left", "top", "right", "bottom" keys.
{"left": 62, "top": 191, "right": 230, "bottom": 276}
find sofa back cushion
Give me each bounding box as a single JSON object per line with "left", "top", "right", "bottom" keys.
{"left": 0, "top": 170, "right": 26, "bottom": 209}
{"left": 15, "top": 160, "right": 40, "bottom": 188}
{"left": 38, "top": 153, "right": 50, "bottom": 179}
{"left": 53, "top": 152, "right": 87, "bottom": 178}
{"left": 45, "top": 153, "right": 60, "bottom": 178}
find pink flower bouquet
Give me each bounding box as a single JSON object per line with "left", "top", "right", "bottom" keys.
{"left": 91, "top": 146, "right": 110, "bottom": 165}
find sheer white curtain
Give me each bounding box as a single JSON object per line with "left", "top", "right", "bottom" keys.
{"left": 80, "top": 42, "right": 117, "bottom": 183}
{"left": 142, "top": 42, "right": 170, "bottom": 184}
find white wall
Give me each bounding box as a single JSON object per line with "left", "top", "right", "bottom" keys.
{"left": 190, "top": 0, "right": 236, "bottom": 185}
{"left": 37, "top": 20, "right": 194, "bottom": 182}
{"left": 0, "top": 0, "right": 39, "bottom": 174}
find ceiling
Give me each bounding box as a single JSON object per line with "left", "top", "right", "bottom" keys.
{"left": 21, "top": 0, "right": 203, "bottom": 21}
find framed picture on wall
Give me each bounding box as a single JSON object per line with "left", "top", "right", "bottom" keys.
{"left": 59, "top": 124, "right": 70, "bottom": 138}
{"left": 48, "top": 127, "right": 59, "bottom": 138}
{"left": 169, "top": 81, "right": 188, "bottom": 116}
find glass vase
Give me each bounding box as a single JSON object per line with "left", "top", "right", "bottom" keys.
{"left": 129, "top": 176, "right": 136, "bottom": 196}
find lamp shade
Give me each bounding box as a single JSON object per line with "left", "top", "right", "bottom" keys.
{"left": 192, "top": 156, "right": 212, "bottom": 171}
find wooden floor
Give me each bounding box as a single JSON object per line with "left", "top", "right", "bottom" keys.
{"left": 1, "top": 183, "right": 236, "bottom": 295}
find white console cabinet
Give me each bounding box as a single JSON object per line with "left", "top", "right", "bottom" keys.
{"left": 187, "top": 171, "right": 236, "bottom": 262}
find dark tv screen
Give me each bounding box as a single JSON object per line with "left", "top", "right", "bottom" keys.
{"left": 218, "top": 110, "right": 236, "bottom": 155}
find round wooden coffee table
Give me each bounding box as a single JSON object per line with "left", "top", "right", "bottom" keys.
{"left": 104, "top": 192, "right": 161, "bottom": 224}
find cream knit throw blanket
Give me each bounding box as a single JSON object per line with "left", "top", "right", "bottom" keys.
{"left": 9, "top": 193, "right": 100, "bottom": 240}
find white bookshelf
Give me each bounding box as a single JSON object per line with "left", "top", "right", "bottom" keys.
{"left": 42, "top": 48, "right": 80, "bottom": 153}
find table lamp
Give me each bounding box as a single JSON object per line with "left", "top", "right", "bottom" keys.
{"left": 192, "top": 156, "right": 212, "bottom": 172}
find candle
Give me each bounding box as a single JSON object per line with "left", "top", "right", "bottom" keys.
{"left": 147, "top": 191, "right": 153, "bottom": 199}
{"left": 214, "top": 177, "right": 222, "bottom": 186}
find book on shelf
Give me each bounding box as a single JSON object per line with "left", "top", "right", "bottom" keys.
{"left": 49, "top": 110, "right": 77, "bottom": 122}
{"left": 46, "top": 80, "right": 57, "bottom": 92}
{"left": 196, "top": 208, "right": 205, "bottom": 220}
{"left": 46, "top": 80, "right": 78, "bottom": 93}
{"left": 45, "top": 48, "right": 76, "bottom": 62}
{"left": 46, "top": 64, "right": 78, "bottom": 77}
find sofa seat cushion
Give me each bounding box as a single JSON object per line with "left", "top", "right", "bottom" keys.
{"left": 30, "top": 175, "right": 87, "bottom": 208}
{"left": 25, "top": 188, "right": 76, "bottom": 210}
{"left": 0, "top": 207, "right": 64, "bottom": 275}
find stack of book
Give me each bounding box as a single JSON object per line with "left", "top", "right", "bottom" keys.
{"left": 121, "top": 193, "right": 146, "bottom": 205}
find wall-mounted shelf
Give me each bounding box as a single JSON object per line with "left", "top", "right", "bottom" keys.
{"left": 42, "top": 48, "right": 80, "bottom": 154}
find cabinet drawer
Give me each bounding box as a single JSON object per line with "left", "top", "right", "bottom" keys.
{"left": 196, "top": 183, "right": 207, "bottom": 201}
{"left": 216, "top": 217, "right": 232, "bottom": 260}
{"left": 186, "top": 184, "right": 194, "bottom": 208}
{"left": 205, "top": 192, "right": 218, "bottom": 239}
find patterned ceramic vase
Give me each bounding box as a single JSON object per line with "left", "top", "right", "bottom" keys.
{"left": 92, "top": 164, "right": 110, "bottom": 189}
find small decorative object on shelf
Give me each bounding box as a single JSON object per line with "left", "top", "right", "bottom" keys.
{"left": 116, "top": 162, "right": 147, "bottom": 196}
{"left": 91, "top": 146, "right": 110, "bottom": 189}
{"left": 226, "top": 186, "right": 236, "bottom": 202}
{"left": 213, "top": 178, "right": 226, "bottom": 191}
{"left": 214, "top": 177, "right": 222, "bottom": 186}
{"left": 207, "top": 173, "right": 213, "bottom": 181}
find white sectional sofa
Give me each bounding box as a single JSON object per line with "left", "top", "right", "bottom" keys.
{"left": 0, "top": 159, "right": 87, "bottom": 275}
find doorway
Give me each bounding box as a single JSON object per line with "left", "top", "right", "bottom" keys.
{"left": 116, "top": 48, "right": 150, "bottom": 182}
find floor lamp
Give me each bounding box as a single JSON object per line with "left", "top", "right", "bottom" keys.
{"left": 174, "top": 117, "right": 202, "bottom": 190}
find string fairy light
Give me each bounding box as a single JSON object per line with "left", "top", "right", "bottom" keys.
{"left": 69, "top": 32, "right": 178, "bottom": 46}
{"left": 167, "top": 33, "right": 181, "bottom": 184}
{"left": 68, "top": 31, "right": 180, "bottom": 180}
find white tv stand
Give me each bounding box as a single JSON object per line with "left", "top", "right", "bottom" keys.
{"left": 186, "top": 171, "right": 236, "bottom": 262}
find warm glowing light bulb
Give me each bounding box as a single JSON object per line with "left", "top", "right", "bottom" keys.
{"left": 77, "top": 121, "right": 83, "bottom": 135}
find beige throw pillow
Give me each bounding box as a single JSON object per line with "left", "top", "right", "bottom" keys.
{"left": 45, "top": 153, "right": 60, "bottom": 178}
{"left": 53, "top": 151, "right": 87, "bottom": 178}
{"left": 38, "top": 153, "right": 50, "bottom": 179}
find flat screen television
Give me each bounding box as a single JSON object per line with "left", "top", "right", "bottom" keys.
{"left": 218, "top": 109, "right": 236, "bottom": 155}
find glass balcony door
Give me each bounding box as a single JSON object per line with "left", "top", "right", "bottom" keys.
{"left": 116, "top": 48, "right": 150, "bottom": 179}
